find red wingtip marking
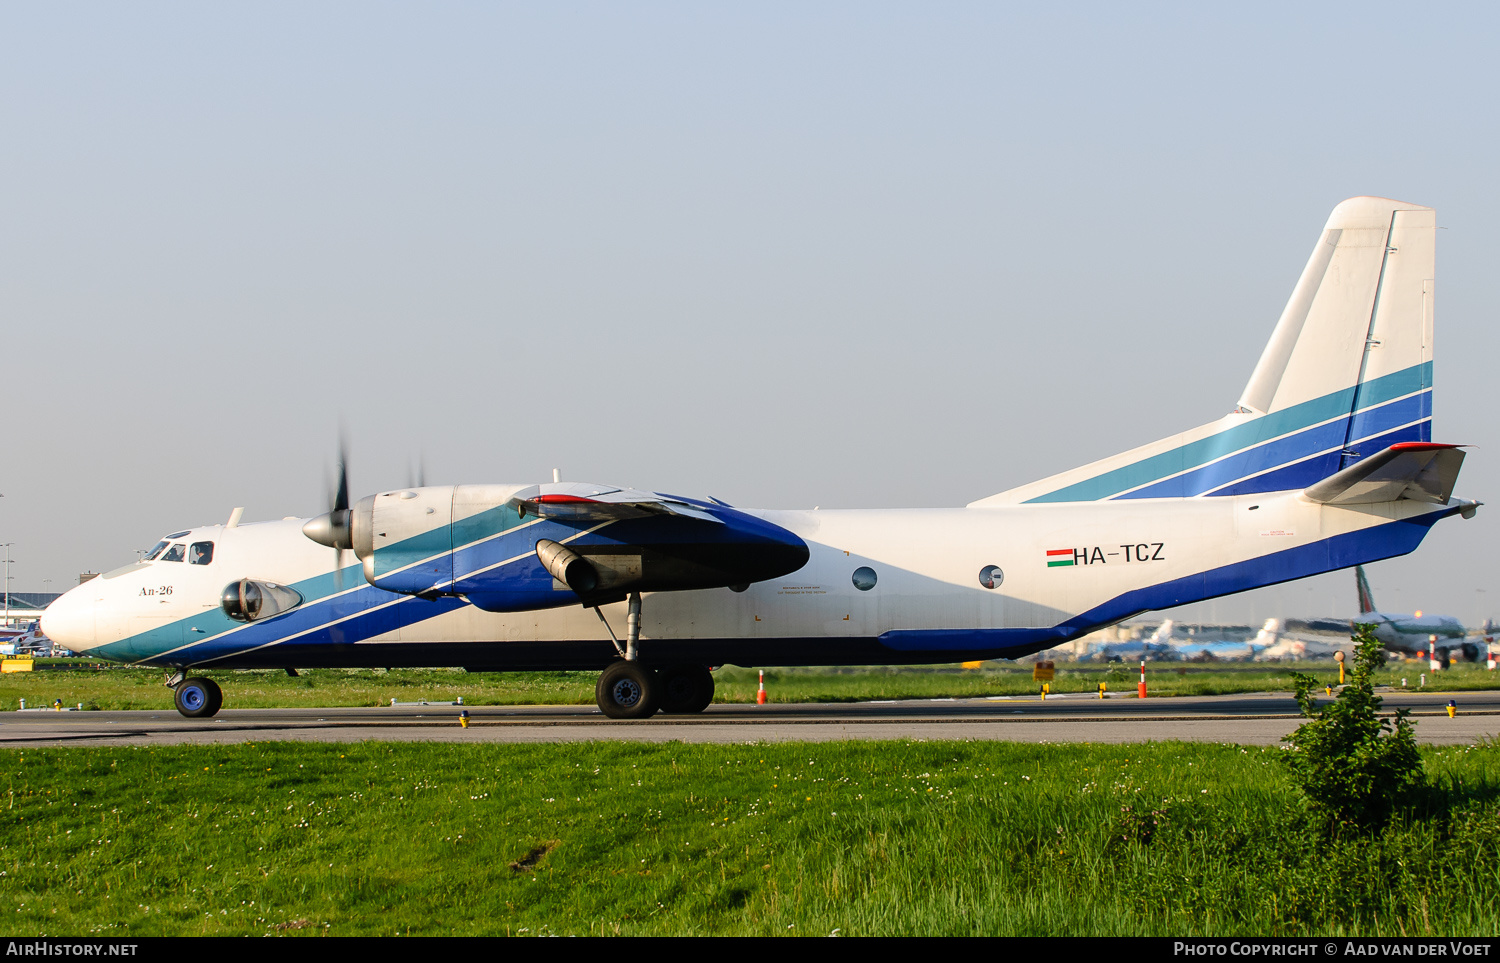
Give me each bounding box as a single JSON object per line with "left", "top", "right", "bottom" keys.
{"left": 1388, "top": 442, "right": 1463, "bottom": 452}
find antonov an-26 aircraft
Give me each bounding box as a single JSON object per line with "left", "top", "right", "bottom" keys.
{"left": 42, "top": 196, "right": 1479, "bottom": 719}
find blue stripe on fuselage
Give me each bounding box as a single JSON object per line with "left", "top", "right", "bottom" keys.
{"left": 1205, "top": 422, "right": 1430, "bottom": 498}
{"left": 1025, "top": 364, "right": 1432, "bottom": 503}
{"left": 92, "top": 570, "right": 424, "bottom": 665}
{"left": 879, "top": 506, "right": 1456, "bottom": 654}
{"left": 1113, "top": 391, "right": 1430, "bottom": 500}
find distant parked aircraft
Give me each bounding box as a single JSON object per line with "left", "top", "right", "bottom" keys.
{"left": 1257, "top": 565, "right": 1474, "bottom": 663}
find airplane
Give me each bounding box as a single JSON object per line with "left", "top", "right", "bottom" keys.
{"left": 1147, "top": 621, "right": 1265, "bottom": 661}
{"left": 1252, "top": 623, "right": 1349, "bottom": 661}
{"left": 1260, "top": 564, "right": 1473, "bottom": 663}
{"left": 41, "top": 196, "right": 1480, "bottom": 719}
{"left": 1074, "top": 621, "right": 1179, "bottom": 663}
{"left": 1081, "top": 621, "right": 1262, "bottom": 662}
{"left": 9, "top": 621, "right": 67, "bottom": 657}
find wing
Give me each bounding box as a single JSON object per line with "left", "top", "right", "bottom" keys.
{"left": 510, "top": 483, "right": 723, "bottom": 524}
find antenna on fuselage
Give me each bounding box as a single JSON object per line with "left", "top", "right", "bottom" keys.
{"left": 553, "top": 468, "right": 561, "bottom": 483}
{"left": 226, "top": 507, "right": 244, "bottom": 529}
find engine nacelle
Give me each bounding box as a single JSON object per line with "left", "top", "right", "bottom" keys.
{"left": 221, "top": 579, "right": 304, "bottom": 622}
{"left": 306, "top": 483, "right": 809, "bottom": 613}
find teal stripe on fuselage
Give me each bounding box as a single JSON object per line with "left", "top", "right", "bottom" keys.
{"left": 91, "top": 561, "right": 366, "bottom": 664}
{"left": 370, "top": 501, "right": 529, "bottom": 579}
{"left": 1024, "top": 363, "right": 1432, "bottom": 504}
{"left": 372, "top": 526, "right": 451, "bottom": 577}
{"left": 99, "top": 502, "right": 537, "bottom": 662}
{"left": 452, "top": 502, "right": 527, "bottom": 551}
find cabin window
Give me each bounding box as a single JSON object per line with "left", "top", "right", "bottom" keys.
{"left": 979, "top": 565, "right": 1004, "bottom": 589}
{"left": 852, "top": 566, "right": 877, "bottom": 591}
{"left": 160, "top": 543, "right": 186, "bottom": 562}
{"left": 143, "top": 541, "right": 169, "bottom": 561}
{"left": 188, "top": 542, "right": 214, "bottom": 565}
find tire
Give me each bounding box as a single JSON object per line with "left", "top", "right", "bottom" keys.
{"left": 657, "top": 665, "right": 714, "bottom": 714}
{"left": 174, "top": 677, "right": 223, "bottom": 718}
{"left": 595, "top": 661, "right": 658, "bottom": 720}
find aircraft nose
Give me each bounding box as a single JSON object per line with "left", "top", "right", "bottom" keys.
{"left": 40, "top": 585, "right": 97, "bottom": 651}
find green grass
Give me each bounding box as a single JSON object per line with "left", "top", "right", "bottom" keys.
{"left": 3, "top": 660, "right": 1495, "bottom": 712}
{"left": 2, "top": 740, "right": 1497, "bottom": 936}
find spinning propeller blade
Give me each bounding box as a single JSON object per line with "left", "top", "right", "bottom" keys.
{"left": 302, "top": 439, "right": 355, "bottom": 591}
{"left": 331, "top": 444, "right": 349, "bottom": 591}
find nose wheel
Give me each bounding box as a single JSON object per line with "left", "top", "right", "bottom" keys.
{"left": 174, "top": 677, "right": 223, "bottom": 718}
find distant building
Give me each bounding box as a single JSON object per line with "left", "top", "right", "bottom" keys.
{"left": 2, "top": 592, "right": 61, "bottom": 627}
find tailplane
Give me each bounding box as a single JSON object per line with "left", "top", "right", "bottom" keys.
{"left": 973, "top": 197, "right": 1436, "bottom": 506}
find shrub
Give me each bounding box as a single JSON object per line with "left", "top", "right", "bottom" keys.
{"left": 1283, "top": 623, "right": 1423, "bottom": 831}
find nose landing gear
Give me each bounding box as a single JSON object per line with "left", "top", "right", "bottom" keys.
{"left": 170, "top": 675, "right": 223, "bottom": 718}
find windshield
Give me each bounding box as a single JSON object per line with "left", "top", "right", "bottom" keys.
{"left": 143, "top": 540, "right": 169, "bottom": 561}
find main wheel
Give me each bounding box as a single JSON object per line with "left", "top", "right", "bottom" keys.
{"left": 657, "top": 665, "right": 714, "bottom": 714}
{"left": 595, "top": 661, "right": 659, "bottom": 719}
{"left": 174, "top": 677, "right": 223, "bottom": 718}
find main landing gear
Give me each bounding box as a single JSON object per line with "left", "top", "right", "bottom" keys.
{"left": 592, "top": 591, "right": 714, "bottom": 719}
{"left": 595, "top": 662, "right": 715, "bottom": 719}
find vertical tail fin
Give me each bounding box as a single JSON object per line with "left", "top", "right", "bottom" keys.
{"left": 972, "top": 197, "right": 1436, "bottom": 506}
{"left": 1355, "top": 565, "right": 1377, "bottom": 615}
{"left": 1237, "top": 197, "right": 1435, "bottom": 469}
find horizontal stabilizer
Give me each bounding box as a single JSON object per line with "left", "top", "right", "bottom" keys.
{"left": 1302, "top": 442, "right": 1464, "bottom": 506}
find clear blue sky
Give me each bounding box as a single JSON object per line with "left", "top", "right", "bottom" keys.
{"left": 2, "top": 3, "right": 1495, "bottom": 624}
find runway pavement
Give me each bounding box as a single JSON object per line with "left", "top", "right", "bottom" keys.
{"left": 3, "top": 689, "right": 1497, "bottom": 747}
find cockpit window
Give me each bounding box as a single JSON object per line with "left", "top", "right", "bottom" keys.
{"left": 144, "top": 541, "right": 170, "bottom": 561}
{"left": 188, "top": 542, "right": 214, "bottom": 565}
{"left": 160, "top": 543, "right": 186, "bottom": 562}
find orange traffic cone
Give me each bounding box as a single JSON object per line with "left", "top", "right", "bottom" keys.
{"left": 756, "top": 669, "right": 767, "bottom": 705}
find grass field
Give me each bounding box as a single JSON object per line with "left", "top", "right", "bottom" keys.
{"left": 2, "top": 739, "right": 1496, "bottom": 936}
{"left": 3, "top": 660, "right": 1497, "bottom": 712}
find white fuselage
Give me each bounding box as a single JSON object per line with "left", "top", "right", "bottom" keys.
{"left": 42, "top": 488, "right": 1455, "bottom": 669}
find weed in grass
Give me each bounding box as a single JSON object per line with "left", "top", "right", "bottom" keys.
{"left": 1285, "top": 625, "right": 1424, "bottom": 832}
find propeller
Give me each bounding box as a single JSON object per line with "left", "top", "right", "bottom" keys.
{"left": 302, "top": 441, "right": 354, "bottom": 591}
{"left": 331, "top": 445, "right": 350, "bottom": 589}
